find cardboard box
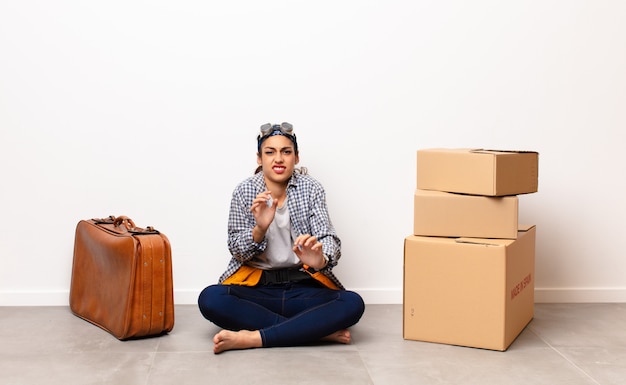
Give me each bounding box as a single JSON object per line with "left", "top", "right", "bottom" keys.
{"left": 414, "top": 189, "right": 519, "bottom": 239}
{"left": 416, "top": 149, "right": 538, "bottom": 196}
{"left": 403, "top": 225, "right": 536, "bottom": 351}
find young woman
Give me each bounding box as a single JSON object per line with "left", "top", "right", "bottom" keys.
{"left": 198, "top": 122, "right": 365, "bottom": 354}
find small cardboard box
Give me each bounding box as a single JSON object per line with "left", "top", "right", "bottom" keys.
{"left": 416, "top": 149, "right": 538, "bottom": 196}
{"left": 403, "top": 225, "right": 536, "bottom": 351}
{"left": 414, "top": 189, "right": 519, "bottom": 239}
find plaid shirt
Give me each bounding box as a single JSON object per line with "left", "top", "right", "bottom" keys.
{"left": 218, "top": 171, "right": 345, "bottom": 290}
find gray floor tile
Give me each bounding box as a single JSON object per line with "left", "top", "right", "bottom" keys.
{"left": 557, "top": 347, "right": 626, "bottom": 385}
{"left": 530, "top": 303, "right": 626, "bottom": 348}
{"left": 359, "top": 341, "right": 598, "bottom": 385}
{"left": 156, "top": 305, "right": 217, "bottom": 353}
{"left": 0, "top": 351, "right": 154, "bottom": 385}
{"left": 0, "top": 306, "right": 161, "bottom": 355}
{"left": 147, "top": 348, "right": 372, "bottom": 385}
{"left": 0, "top": 303, "right": 623, "bottom": 384}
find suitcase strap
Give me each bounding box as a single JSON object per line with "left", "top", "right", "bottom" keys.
{"left": 139, "top": 235, "right": 167, "bottom": 335}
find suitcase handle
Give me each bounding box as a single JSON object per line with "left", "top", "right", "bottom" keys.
{"left": 114, "top": 216, "right": 136, "bottom": 230}
{"left": 115, "top": 216, "right": 161, "bottom": 235}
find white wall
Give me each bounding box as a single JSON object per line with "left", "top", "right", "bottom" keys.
{"left": 1, "top": 0, "right": 624, "bottom": 305}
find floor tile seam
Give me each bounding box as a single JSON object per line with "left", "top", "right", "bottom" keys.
{"left": 529, "top": 329, "right": 602, "bottom": 385}
{"left": 143, "top": 351, "right": 158, "bottom": 385}
{"left": 355, "top": 348, "right": 376, "bottom": 385}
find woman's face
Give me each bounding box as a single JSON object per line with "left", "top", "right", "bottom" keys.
{"left": 257, "top": 135, "right": 299, "bottom": 185}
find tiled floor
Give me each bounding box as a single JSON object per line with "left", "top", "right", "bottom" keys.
{"left": 1, "top": 303, "right": 625, "bottom": 385}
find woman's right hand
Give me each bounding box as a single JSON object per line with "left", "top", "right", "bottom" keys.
{"left": 250, "top": 191, "right": 276, "bottom": 236}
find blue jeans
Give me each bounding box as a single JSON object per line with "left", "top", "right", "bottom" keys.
{"left": 198, "top": 281, "right": 365, "bottom": 347}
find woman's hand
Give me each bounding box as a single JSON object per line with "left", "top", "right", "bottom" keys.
{"left": 250, "top": 191, "right": 276, "bottom": 242}
{"left": 293, "top": 234, "right": 327, "bottom": 269}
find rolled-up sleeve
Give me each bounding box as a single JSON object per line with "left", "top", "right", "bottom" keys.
{"left": 227, "top": 181, "right": 267, "bottom": 262}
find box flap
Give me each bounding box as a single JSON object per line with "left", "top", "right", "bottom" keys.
{"left": 471, "top": 149, "right": 539, "bottom": 155}
{"left": 455, "top": 225, "right": 535, "bottom": 245}
{"left": 518, "top": 224, "right": 535, "bottom": 232}
{"left": 455, "top": 238, "right": 508, "bottom": 247}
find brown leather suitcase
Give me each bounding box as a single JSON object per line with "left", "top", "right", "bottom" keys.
{"left": 70, "top": 215, "right": 174, "bottom": 339}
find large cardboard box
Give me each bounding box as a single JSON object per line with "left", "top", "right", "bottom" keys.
{"left": 414, "top": 189, "right": 519, "bottom": 239}
{"left": 403, "top": 225, "right": 536, "bottom": 351}
{"left": 416, "top": 149, "right": 538, "bottom": 196}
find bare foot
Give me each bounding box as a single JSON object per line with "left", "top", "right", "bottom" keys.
{"left": 321, "top": 329, "right": 352, "bottom": 344}
{"left": 213, "top": 330, "right": 262, "bottom": 354}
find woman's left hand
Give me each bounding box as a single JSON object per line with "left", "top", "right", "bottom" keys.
{"left": 293, "top": 234, "right": 327, "bottom": 269}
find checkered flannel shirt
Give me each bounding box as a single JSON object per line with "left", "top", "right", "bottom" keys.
{"left": 218, "top": 171, "right": 345, "bottom": 290}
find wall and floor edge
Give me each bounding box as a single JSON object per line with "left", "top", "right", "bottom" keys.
{"left": 1, "top": 288, "right": 625, "bottom": 306}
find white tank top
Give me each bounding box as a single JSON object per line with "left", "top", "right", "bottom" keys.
{"left": 248, "top": 204, "right": 300, "bottom": 270}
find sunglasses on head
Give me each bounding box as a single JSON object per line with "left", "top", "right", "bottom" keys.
{"left": 257, "top": 122, "right": 298, "bottom": 152}
{"left": 259, "top": 122, "right": 294, "bottom": 136}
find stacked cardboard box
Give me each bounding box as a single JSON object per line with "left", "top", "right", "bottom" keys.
{"left": 403, "top": 148, "right": 539, "bottom": 351}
